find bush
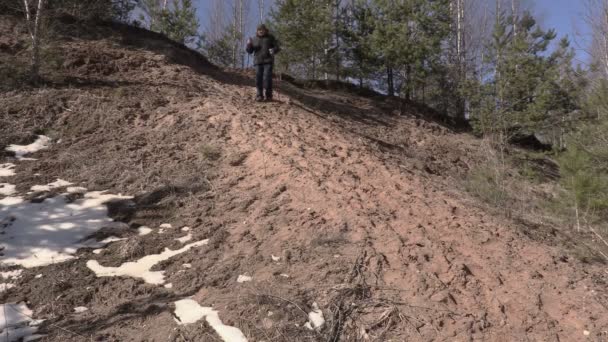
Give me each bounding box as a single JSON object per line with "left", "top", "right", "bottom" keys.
{"left": 47, "top": 0, "right": 137, "bottom": 22}
{"left": 557, "top": 126, "right": 608, "bottom": 224}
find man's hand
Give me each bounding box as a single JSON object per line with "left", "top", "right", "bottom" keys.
{"left": 247, "top": 37, "right": 252, "bottom": 45}
{"left": 269, "top": 48, "right": 274, "bottom": 55}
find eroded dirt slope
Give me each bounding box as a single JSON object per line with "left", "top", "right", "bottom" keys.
{"left": 1, "top": 15, "right": 607, "bottom": 341}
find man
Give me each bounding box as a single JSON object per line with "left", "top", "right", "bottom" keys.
{"left": 246, "top": 24, "right": 280, "bottom": 102}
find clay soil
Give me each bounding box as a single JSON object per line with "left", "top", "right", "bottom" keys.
{"left": 1, "top": 14, "right": 607, "bottom": 341}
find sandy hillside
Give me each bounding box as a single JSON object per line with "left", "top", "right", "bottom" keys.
{"left": 1, "top": 14, "right": 607, "bottom": 342}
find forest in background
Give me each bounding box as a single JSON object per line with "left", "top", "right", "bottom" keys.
{"left": 3, "top": 0, "right": 608, "bottom": 258}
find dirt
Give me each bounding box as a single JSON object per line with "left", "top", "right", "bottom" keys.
{"left": 1, "top": 14, "right": 608, "bottom": 342}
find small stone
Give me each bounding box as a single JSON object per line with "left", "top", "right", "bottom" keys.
{"left": 262, "top": 318, "right": 273, "bottom": 329}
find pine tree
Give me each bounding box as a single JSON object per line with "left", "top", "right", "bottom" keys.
{"left": 159, "top": 0, "right": 199, "bottom": 44}
{"left": 270, "top": 0, "right": 333, "bottom": 79}
{"left": 468, "top": 10, "right": 574, "bottom": 138}
{"left": 141, "top": 0, "right": 199, "bottom": 45}
{"left": 340, "top": 0, "right": 378, "bottom": 88}
{"left": 369, "top": 0, "right": 450, "bottom": 97}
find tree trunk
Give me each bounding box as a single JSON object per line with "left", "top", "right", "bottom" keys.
{"left": 387, "top": 66, "right": 394, "bottom": 96}
{"left": 512, "top": 0, "right": 518, "bottom": 38}
{"left": 405, "top": 64, "right": 412, "bottom": 101}
{"left": 258, "top": 0, "right": 264, "bottom": 22}
{"left": 334, "top": 0, "right": 341, "bottom": 81}
{"left": 23, "top": 0, "right": 46, "bottom": 82}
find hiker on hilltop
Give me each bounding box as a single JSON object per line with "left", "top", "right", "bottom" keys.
{"left": 246, "top": 24, "right": 280, "bottom": 102}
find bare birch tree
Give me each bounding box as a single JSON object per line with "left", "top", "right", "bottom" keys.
{"left": 584, "top": 0, "right": 608, "bottom": 79}
{"left": 23, "top": 0, "right": 47, "bottom": 81}
{"left": 231, "top": 0, "right": 250, "bottom": 68}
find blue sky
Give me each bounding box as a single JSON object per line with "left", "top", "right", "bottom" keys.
{"left": 534, "top": 0, "right": 592, "bottom": 64}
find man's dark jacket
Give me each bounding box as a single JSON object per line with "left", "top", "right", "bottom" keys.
{"left": 246, "top": 34, "right": 280, "bottom": 65}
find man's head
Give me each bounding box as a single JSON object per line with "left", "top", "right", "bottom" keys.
{"left": 257, "top": 24, "right": 268, "bottom": 37}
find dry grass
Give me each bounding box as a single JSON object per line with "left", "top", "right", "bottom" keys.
{"left": 463, "top": 138, "right": 608, "bottom": 263}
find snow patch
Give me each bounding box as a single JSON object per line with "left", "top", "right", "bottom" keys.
{"left": 0, "top": 184, "right": 16, "bottom": 196}
{"left": 271, "top": 255, "right": 280, "bottom": 262}
{"left": 92, "top": 249, "right": 103, "bottom": 255}
{"left": 237, "top": 275, "right": 252, "bottom": 283}
{"left": 175, "top": 234, "right": 192, "bottom": 243}
{"left": 6, "top": 135, "right": 51, "bottom": 160}
{"left": 0, "top": 283, "right": 15, "bottom": 293}
{"left": 137, "top": 226, "right": 153, "bottom": 236}
{"left": 173, "top": 299, "right": 247, "bottom": 342}
{"left": 74, "top": 307, "right": 88, "bottom": 313}
{"left": 34, "top": 274, "right": 42, "bottom": 279}
{"left": 182, "top": 263, "right": 192, "bottom": 269}
{"left": 159, "top": 223, "right": 172, "bottom": 229}
{"left": 66, "top": 187, "right": 87, "bottom": 194}
{"left": 0, "top": 302, "right": 44, "bottom": 342}
{"left": 30, "top": 179, "right": 72, "bottom": 192}
{"left": 0, "top": 270, "right": 22, "bottom": 280}
{"left": 305, "top": 303, "right": 325, "bottom": 331}
{"left": 86, "top": 239, "right": 209, "bottom": 285}
{"left": 164, "top": 283, "right": 173, "bottom": 289}
{"left": 0, "top": 164, "right": 16, "bottom": 177}
{"left": 0, "top": 190, "right": 132, "bottom": 268}
{"left": 181, "top": 227, "right": 191, "bottom": 232}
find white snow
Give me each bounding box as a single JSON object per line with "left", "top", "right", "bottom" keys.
{"left": 280, "top": 274, "right": 289, "bottom": 278}
{"left": 0, "top": 284, "right": 15, "bottom": 292}
{"left": 0, "top": 164, "right": 16, "bottom": 177}
{"left": 137, "top": 226, "right": 153, "bottom": 236}
{"left": 159, "top": 223, "right": 172, "bottom": 229}
{"left": 92, "top": 249, "right": 103, "bottom": 255}
{"left": 0, "top": 184, "right": 16, "bottom": 196}
{"left": 236, "top": 275, "right": 252, "bottom": 283}
{"left": 182, "top": 263, "right": 192, "bottom": 269}
{"left": 86, "top": 239, "right": 209, "bottom": 285}
{"left": 173, "top": 299, "right": 248, "bottom": 342}
{"left": 0, "top": 270, "right": 22, "bottom": 280}
{"left": 181, "top": 227, "right": 191, "bottom": 232}
{"left": 66, "top": 187, "right": 87, "bottom": 194}
{"left": 34, "top": 274, "right": 42, "bottom": 279}
{"left": 175, "top": 234, "right": 192, "bottom": 243}
{"left": 30, "top": 179, "right": 72, "bottom": 192}
{"left": 305, "top": 303, "right": 325, "bottom": 331}
{"left": 0, "top": 302, "right": 44, "bottom": 342}
{"left": 584, "top": 330, "right": 591, "bottom": 336}
{"left": 0, "top": 190, "right": 131, "bottom": 268}
{"left": 271, "top": 255, "right": 280, "bottom": 262}
{"left": 6, "top": 135, "right": 51, "bottom": 160}
{"left": 73, "top": 307, "right": 88, "bottom": 313}
{"left": 164, "top": 283, "right": 173, "bottom": 289}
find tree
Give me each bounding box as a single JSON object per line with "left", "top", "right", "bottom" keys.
{"left": 162, "top": 0, "right": 199, "bottom": 44}
{"left": 466, "top": 9, "right": 581, "bottom": 140}
{"left": 271, "top": 0, "right": 334, "bottom": 79}
{"left": 230, "top": 0, "right": 251, "bottom": 68}
{"left": 22, "top": 0, "right": 47, "bottom": 82}
{"left": 341, "top": 0, "right": 378, "bottom": 88}
{"left": 369, "top": 0, "right": 450, "bottom": 97}
{"left": 140, "top": 0, "right": 199, "bottom": 44}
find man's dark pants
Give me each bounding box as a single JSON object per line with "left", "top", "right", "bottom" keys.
{"left": 256, "top": 63, "right": 273, "bottom": 99}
